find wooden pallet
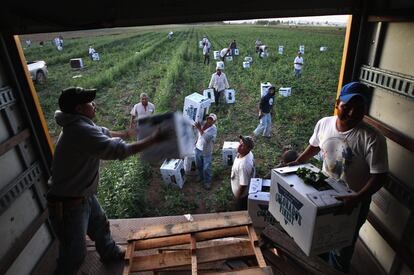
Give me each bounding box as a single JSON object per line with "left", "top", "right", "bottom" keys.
{"left": 123, "top": 212, "right": 272, "bottom": 275}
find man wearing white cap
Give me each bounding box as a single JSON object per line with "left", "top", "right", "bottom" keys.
{"left": 208, "top": 67, "right": 229, "bottom": 106}
{"left": 194, "top": 114, "right": 218, "bottom": 190}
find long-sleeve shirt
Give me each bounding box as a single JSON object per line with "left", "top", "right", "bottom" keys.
{"left": 195, "top": 124, "right": 217, "bottom": 156}
{"left": 208, "top": 72, "right": 229, "bottom": 92}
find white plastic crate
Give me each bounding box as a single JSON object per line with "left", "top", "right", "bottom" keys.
{"left": 278, "top": 46, "right": 284, "bottom": 55}
{"left": 234, "top": 48, "right": 239, "bottom": 55}
{"left": 222, "top": 141, "right": 239, "bottom": 166}
{"left": 216, "top": 61, "right": 224, "bottom": 70}
{"left": 260, "top": 82, "right": 272, "bottom": 97}
{"left": 184, "top": 154, "right": 198, "bottom": 176}
{"left": 183, "top": 92, "right": 211, "bottom": 124}
{"left": 248, "top": 178, "right": 276, "bottom": 228}
{"left": 269, "top": 164, "right": 361, "bottom": 256}
{"left": 160, "top": 159, "right": 186, "bottom": 188}
{"left": 203, "top": 88, "right": 215, "bottom": 103}
{"left": 225, "top": 55, "right": 233, "bottom": 62}
{"left": 279, "top": 87, "right": 292, "bottom": 97}
{"left": 213, "top": 51, "right": 220, "bottom": 60}
{"left": 299, "top": 45, "right": 305, "bottom": 54}
{"left": 243, "top": 62, "right": 250, "bottom": 69}
{"left": 224, "top": 89, "right": 236, "bottom": 104}
{"left": 137, "top": 112, "right": 194, "bottom": 162}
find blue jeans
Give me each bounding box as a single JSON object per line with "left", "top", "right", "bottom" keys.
{"left": 194, "top": 148, "right": 212, "bottom": 185}
{"left": 49, "top": 195, "right": 119, "bottom": 275}
{"left": 294, "top": 68, "right": 302, "bottom": 77}
{"left": 254, "top": 113, "right": 272, "bottom": 137}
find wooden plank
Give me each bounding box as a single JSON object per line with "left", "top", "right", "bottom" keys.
{"left": 130, "top": 241, "right": 255, "bottom": 272}
{"left": 262, "top": 248, "right": 305, "bottom": 275}
{"left": 130, "top": 212, "right": 252, "bottom": 240}
{"left": 247, "top": 226, "right": 267, "bottom": 268}
{"left": 0, "top": 129, "right": 30, "bottom": 157}
{"left": 123, "top": 241, "right": 135, "bottom": 275}
{"left": 134, "top": 226, "right": 248, "bottom": 250}
{"left": 191, "top": 234, "right": 197, "bottom": 275}
{"left": 262, "top": 226, "right": 341, "bottom": 275}
{"left": 209, "top": 266, "right": 273, "bottom": 275}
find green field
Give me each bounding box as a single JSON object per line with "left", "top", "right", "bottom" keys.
{"left": 22, "top": 25, "right": 345, "bottom": 218}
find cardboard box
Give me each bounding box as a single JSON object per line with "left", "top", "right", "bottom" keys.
{"left": 70, "top": 58, "right": 83, "bottom": 69}
{"left": 278, "top": 46, "right": 284, "bottom": 55}
{"left": 299, "top": 45, "right": 305, "bottom": 54}
{"left": 137, "top": 112, "right": 194, "bottom": 162}
{"left": 214, "top": 51, "right": 220, "bottom": 60}
{"left": 216, "top": 61, "right": 224, "bottom": 70}
{"left": 199, "top": 41, "right": 203, "bottom": 48}
{"left": 248, "top": 178, "right": 277, "bottom": 228}
{"left": 160, "top": 159, "right": 186, "bottom": 188}
{"left": 224, "top": 89, "right": 236, "bottom": 104}
{"left": 243, "top": 62, "right": 250, "bottom": 69}
{"left": 222, "top": 141, "right": 239, "bottom": 166}
{"left": 279, "top": 87, "right": 292, "bottom": 97}
{"left": 260, "top": 51, "right": 269, "bottom": 58}
{"left": 203, "top": 89, "right": 215, "bottom": 103}
{"left": 183, "top": 93, "right": 211, "bottom": 124}
{"left": 184, "top": 154, "right": 198, "bottom": 176}
{"left": 225, "top": 55, "right": 233, "bottom": 62}
{"left": 320, "top": 46, "right": 328, "bottom": 52}
{"left": 92, "top": 52, "right": 100, "bottom": 61}
{"left": 268, "top": 164, "right": 361, "bottom": 256}
{"left": 244, "top": 56, "right": 253, "bottom": 63}
{"left": 234, "top": 49, "right": 239, "bottom": 55}
{"left": 260, "top": 82, "right": 272, "bottom": 97}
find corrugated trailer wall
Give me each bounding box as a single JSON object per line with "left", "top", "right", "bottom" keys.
{"left": 0, "top": 36, "right": 56, "bottom": 274}
{"left": 355, "top": 20, "right": 414, "bottom": 275}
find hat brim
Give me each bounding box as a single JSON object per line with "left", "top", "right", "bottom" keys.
{"left": 239, "top": 135, "right": 254, "bottom": 150}
{"left": 339, "top": 93, "right": 367, "bottom": 104}
{"left": 79, "top": 89, "right": 97, "bottom": 103}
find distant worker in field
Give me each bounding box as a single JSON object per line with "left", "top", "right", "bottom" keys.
{"left": 203, "top": 39, "right": 211, "bottom": 65}
{"left": 231, "top": 135, "right": 255, "bottom": 210}
{"left": 255, "top": 39, "right": 263, "bottom": 53}
{"left": 229, "top": 40, "right": 237, "bottom": 55}
{"left": 220, "top": 47, "right": 231, "bottom": 61}
{"left": 294, "top": 51, "right": 304, "bottom": 77}
{"left": 47, "top": 87, "right": 167, "bottom": 275}
{"left": 130, "top": 92, "right": 155, "bottom": 128}
{"left": 208, "top": 65, "right": 230, "bottom": 106}
{"left": 194, "top": 113, "right": 218, "bottom": 190}
{"left": 202, "top": 35, "right": 209, "bottom": 46}
{"left": 168, "top": 31, "right": 174, "bottom": 40}
{"left": 89, "top": 46, "right": 96, "bottom": 59}
{"left": 253, "top": 86, "right": 276, "bottom": 137}
{"left": 258, "top": 45, "right": 268, "bottom": 58}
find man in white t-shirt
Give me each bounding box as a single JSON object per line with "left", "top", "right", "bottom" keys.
{"left": 294, "top": 51, "right": 303, "bottom": 77}
{"left": 129, "top": 93, "right": 155, "bottom": 128}
{"left": 291, "top": 82, "right": 388, "bottom": 272}
{"left": 231, "top": 135, "right": 255, "bottom": 210}
{"left": 208, "top": 67, "right": 230, "bottom": 106}
{"left": 220, "top": 48, "right": 230, "bottom": 61}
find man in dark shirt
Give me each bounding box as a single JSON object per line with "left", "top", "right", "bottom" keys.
{"left": 229, "top": 40, "right": 237, "bottom": 55}
{"left": 253, "top": 86, "right": 275, "bottom": 137}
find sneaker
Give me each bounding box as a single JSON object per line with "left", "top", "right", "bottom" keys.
{"left": 100, "top": 245, "right": 126, "bottom": 263}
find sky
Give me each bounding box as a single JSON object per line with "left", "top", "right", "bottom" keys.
{"left": 225, "top": 15, "right": 349, "bottom": 25}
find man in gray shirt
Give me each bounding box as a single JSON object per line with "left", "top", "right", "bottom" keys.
{"left": 48, "top": 87, "right": 165, "bottom": 275}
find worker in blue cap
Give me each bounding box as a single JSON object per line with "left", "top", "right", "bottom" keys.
{"left": 289, "top": 82, "right": 388, "bottom": 272}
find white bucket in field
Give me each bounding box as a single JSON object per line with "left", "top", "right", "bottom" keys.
{"left": 216, "top": 61, "right": 224, "bottom": 70}
{"left": 234, "top": 49, "right": 239, "bottom": 55}
{"left": 214, "top": 51, "right": 220, "bottom": 60}
{"left": 320, "top": 46, "right": 328, "bottom": 52}
{"left": 244, "top": 56, "right": 253, "bottom": 63}
{"left": 199, "top": 41, "right": 203, "bottom": 48}
{"left": 279, "top": 87, "right": 292, "bottom": 97}
{"left": 299, "top": 45, "right": 305, "bottom": 54}
{"left": 243, "top": 62, "right": 250, "bottom": 69}
{"left": 225, "top": 55, "right": 233, "bottom": 62}
{"left": 278, "top": 46, "right": 284, "bottom": 55}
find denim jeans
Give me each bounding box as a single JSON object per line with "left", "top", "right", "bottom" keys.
{"left": 294, "top": 68, "right": 302, "bottom": 77}
{"left": 49, "top": 195, "right": 119, "bottom": 275}
{"left": 194, "top": 148, "right": 213, "bottom": 185}
{"left": 254, "top": 113, "right": 272, "bottom": 137}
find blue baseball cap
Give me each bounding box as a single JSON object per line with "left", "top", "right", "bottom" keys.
{"left": 339, "top": 82, "right": 369, "bottom": 104}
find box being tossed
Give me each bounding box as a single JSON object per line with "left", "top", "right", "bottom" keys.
{"left": 137, "top": 112, "right": 194, "bottom": 162}
{"left": 269, "top": 164, "right": 361, "bottom": 256}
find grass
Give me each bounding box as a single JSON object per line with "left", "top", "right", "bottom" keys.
{"left": 23, "top": 25, "right": 345, "bottom": 218}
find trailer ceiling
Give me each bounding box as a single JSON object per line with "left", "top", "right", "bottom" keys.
{"left": 1, "top": 0, "right": 414, "bottom": 34}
